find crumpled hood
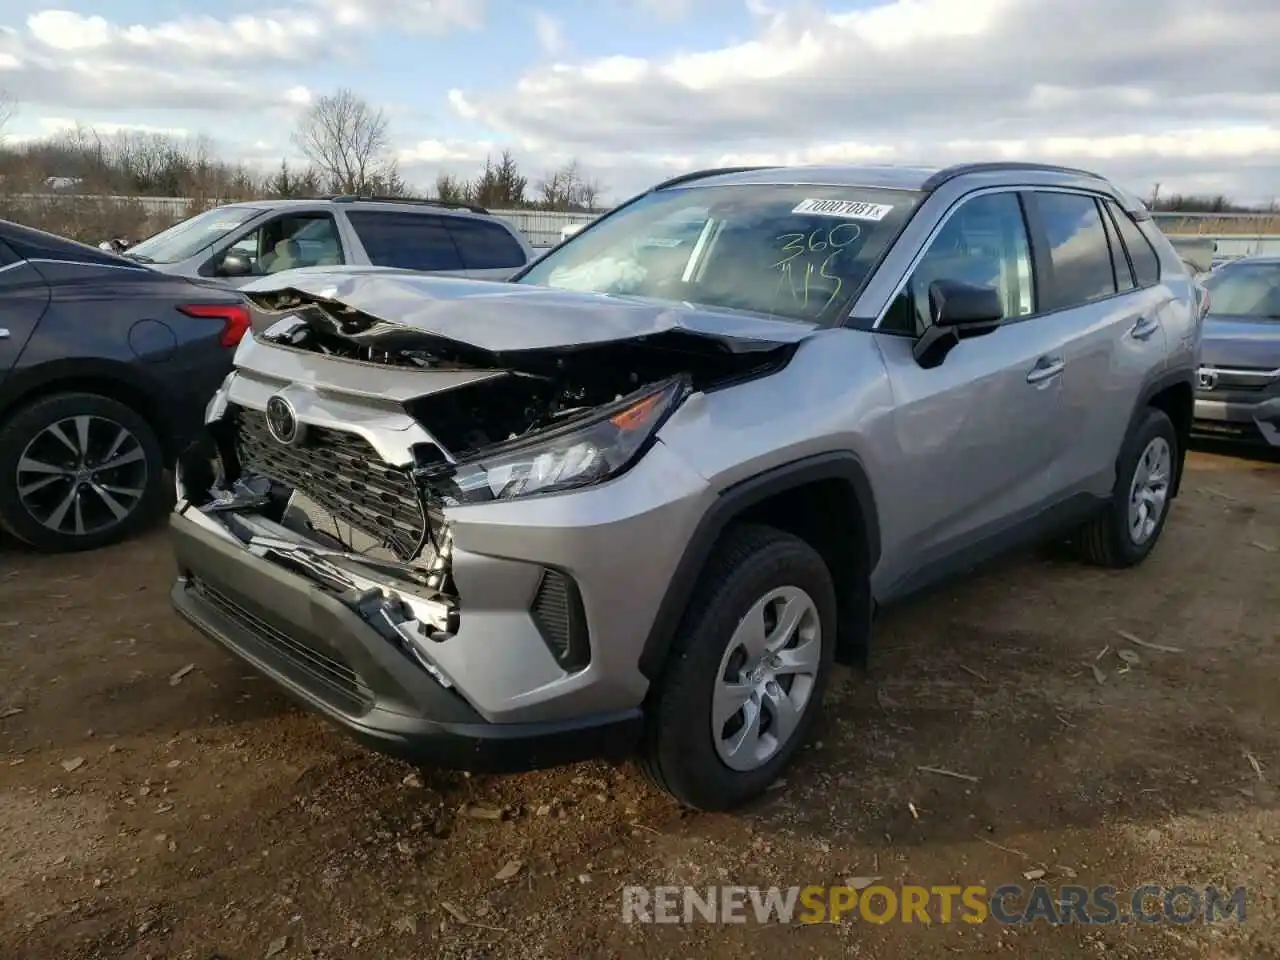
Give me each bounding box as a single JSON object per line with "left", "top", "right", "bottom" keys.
{"left": 241, "top": 268, "right": 816, "bottom": 354}
{"left": 1201, "top": 314, "right": 1280, "bottom": 370}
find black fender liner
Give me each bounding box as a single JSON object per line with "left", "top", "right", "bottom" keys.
{"left": 636, "top": 450, "right": 880, "bottom": 681}
{"left": 1129, "top": 365, "right": 1196, "bottom": 498}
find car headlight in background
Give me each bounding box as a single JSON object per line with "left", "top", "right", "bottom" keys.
{"left": 428, "top": 377, "right": 688, "bottom": 504}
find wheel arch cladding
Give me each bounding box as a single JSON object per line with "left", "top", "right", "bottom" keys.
{"left": 0, "top": 362, "right": 176, "bottom": 461}
{"left": 638, "top": 451, "right": 881, "bottom": 681}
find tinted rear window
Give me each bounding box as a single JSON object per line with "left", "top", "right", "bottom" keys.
{"left": 1104, "top": 200, "right": 1161, "bottom": 287}
{"left": 345, "top": 212, "right": 462, "bottom": 271}
{"left": 1031, "top": 192, "right": 1117, "bottom": 310}
{"left": 445, "top": 218, "right": 527, "bottom": 270}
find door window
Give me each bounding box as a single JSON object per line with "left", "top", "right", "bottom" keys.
{"left": 443, "top": 218, "right": 528, "bottom": 270}
{"left": 881, "top": 191, "right": 1035, "bottom": 336}
{"left": 223, "top": 214, "right": 343, "bottom": 275}
{"left": 1030, "top": 192, "right": 1119, "bottom": 310}
{"left": 345, "top": 211, "right": 464, "bottom": 271}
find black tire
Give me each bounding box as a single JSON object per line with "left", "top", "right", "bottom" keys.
{"left": 1077, "top": 406, "right": 1178, "bottom": 568}
{"left": 639, "top": 523, "right": 838, "bottom": 810}
{"left": 0, "top": 392, "right": 167, "bottom": 553}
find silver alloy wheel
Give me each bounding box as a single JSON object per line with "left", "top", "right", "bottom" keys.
{"left": 1127, "top": 436, "right": 1171, "bottom": 545}
{"left": 711, "top": 585, "right": 822, "bottom": 772}
{"left": 15, "top": 415, "right": 148, "bottom": 537}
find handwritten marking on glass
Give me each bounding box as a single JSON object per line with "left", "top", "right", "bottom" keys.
{"left": 772, "top": 223, "right": 862, "bottom": 311}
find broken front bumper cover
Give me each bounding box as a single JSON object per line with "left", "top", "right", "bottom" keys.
{"left": 168, "top": 499, "right": 642, "bottom": 773}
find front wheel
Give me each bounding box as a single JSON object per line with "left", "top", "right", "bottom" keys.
{"left": 1077, "top": 406, "right": 1178, "bottom": 568}
{"left": 0, "top": 392, "right": 167, "bottom": 552}
{"left": 640, "top": 524, "right": 837, "bottom": 810}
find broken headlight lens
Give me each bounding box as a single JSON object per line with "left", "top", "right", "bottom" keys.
{"left": 433, "top": 378, "right": 687, "bottom": 504}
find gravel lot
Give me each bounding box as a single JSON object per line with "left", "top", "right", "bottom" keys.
{"left": 1, "top": 448, "right": 1278, "bottom": 960}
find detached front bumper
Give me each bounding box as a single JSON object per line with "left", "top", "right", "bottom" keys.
{"left": 169, "top": 507, "right": 642, "bottom": 772}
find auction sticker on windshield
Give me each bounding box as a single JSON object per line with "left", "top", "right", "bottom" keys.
{"left": 791, "top": 199, "right": 895, "bottom": 221}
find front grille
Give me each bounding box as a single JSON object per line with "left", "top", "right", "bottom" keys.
{"left": 530, "top": 569, "right": 589, "bottom": 670}
{"left": 232, "top": 407, "right": 427, "bottom": 559}
{"left": 191, "top": 578, "right": 371, "bottom": 710}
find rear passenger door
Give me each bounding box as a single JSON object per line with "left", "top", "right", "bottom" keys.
{"left": 1023, "top": 191, "right": 1170, "bottom": 496}
{"left": 442, "top": 217, "right": 532, "bottom": 280}
{"left": 342, "top": 211, "right": 470, "bottom": 276}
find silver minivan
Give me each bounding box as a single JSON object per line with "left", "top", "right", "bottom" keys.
{"left": 119, "top": 196, "right": 536, "bottom": 287}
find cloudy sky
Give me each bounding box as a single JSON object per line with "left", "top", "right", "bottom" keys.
{"left": 1, "top": 0, "right": 1278, "bottom": 204}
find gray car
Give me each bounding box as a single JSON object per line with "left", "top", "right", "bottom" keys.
{"left": 1192, "top": 256, "right": 1280, "bottom": 447}
{"left": 168, "top": 162, "right": 1202, "bottom": 810}
{"left": 119, "top": 196, "right": 535, "bottom": 286}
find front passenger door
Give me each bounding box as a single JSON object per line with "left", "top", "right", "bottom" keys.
{"left": 874, "top": 191, "right": 1078, "bottom": 594}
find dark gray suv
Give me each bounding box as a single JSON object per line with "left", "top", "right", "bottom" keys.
{"left": 120, "top": 196, "right": 535, "bottom": 287}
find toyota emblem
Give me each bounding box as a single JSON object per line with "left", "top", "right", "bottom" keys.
{"left": 265, "top": 395, "right": 304, "bottom": 445}
{"left": 1197, "top": 367, "right": 1219, "bottom": 391}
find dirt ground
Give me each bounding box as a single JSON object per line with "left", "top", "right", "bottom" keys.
{"left": 1, "top": 447, "right": 1278, "bottom": 960}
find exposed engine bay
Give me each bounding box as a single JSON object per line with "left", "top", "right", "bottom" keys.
{"left": 244, "top": 287, "right": 794, "bottom": 460}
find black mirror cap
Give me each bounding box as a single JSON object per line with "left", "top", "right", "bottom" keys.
{"left": 929, "top": 278, "right": 1004, "bottom": 328}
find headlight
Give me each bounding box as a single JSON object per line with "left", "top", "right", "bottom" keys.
{"left": 428, "top": 377, "right": 688, "bottom": 504}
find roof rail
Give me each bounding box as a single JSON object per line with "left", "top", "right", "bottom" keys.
{"left": 920, "top": 162, "right": 1106, "bottom": 192}
{"left": 650, "top": 166, "right": 781, "bottom": 192}
{"left": 325, "top": 194, "right": 490, "bottom": 215}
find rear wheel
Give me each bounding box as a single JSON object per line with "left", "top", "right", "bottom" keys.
{"left": 639, "top": 524, "right": 837, "bottom": 810}
{"left": 0, "top": 392, "right": 167, "bottom": 552}
{"left": 1077, "top": 406, "right": 1178, "bottom": 568}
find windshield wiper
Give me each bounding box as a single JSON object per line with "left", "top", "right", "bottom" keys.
{"left": 122, "top": 252, "right": 154, "bottom": 263}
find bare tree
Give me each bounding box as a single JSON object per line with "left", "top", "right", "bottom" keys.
{"left": 537, "top": 159, "right": 603, "bottom": 211}
{"left": 292, "top": 88, "right": 399, "bottom": 195}
{"left": 0, "top": 89, "right": 14, "bottom": 140}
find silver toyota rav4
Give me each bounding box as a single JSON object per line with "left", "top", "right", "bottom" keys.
{"left": 169, "top": 162, "right": 1202, "bottom": 810}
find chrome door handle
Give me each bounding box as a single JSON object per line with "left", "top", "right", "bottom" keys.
{"left": 0, "top": 328, "right": 10, "bottom": 340}
{"left": 1026, "top": 357, "right": 1065, "bottom": 384}
{"left": 1128, "top": 316, "right": 1160, "bottom": 341}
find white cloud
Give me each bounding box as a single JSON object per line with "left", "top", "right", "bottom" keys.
{"left": 448, "top": 0, "right": 1280, "bottom": 202}
{"left": 533, "top": 11, "right": 565, "bottom": 57}
{"left": 25, "top": 9, "right": 331, "bottom": 62}
{"left": 1, "top": 0, "right": 1278, "bottom": 205}
{"left": 319, "top": 0, "right": 486, "bottom": 32}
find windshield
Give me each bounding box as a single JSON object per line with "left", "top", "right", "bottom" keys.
{"left": 1203, "top": 262, "right": 1280, "bottom": 318}
{"left": 516, "top": 183, "right": 920, "bottom": 324}
{"left": 125, "top": 205, "right": 265, "bottom": 264}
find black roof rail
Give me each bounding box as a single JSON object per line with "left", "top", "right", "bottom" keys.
{"left": 920, "top": 162, "right": 1106, "bottom": 193}
{"left": 325, "top": 194, "right": 490, "bottom": 215}
{"left": 650, "top": 166, "right": 781, "bottom": 192}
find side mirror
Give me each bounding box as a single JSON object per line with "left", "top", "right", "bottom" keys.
{"left": 930, "top": 278, "right": 1004, "bottom": 328}
{"left": 218, "top": 253, "right": 252, "bottom": 278}
{"left": 913, "top": 278, "right": 1004, "bottom": 368}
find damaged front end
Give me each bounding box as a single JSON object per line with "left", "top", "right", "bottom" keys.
{"left": 175, "top": 273, "right": 802, "bottom": 692}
